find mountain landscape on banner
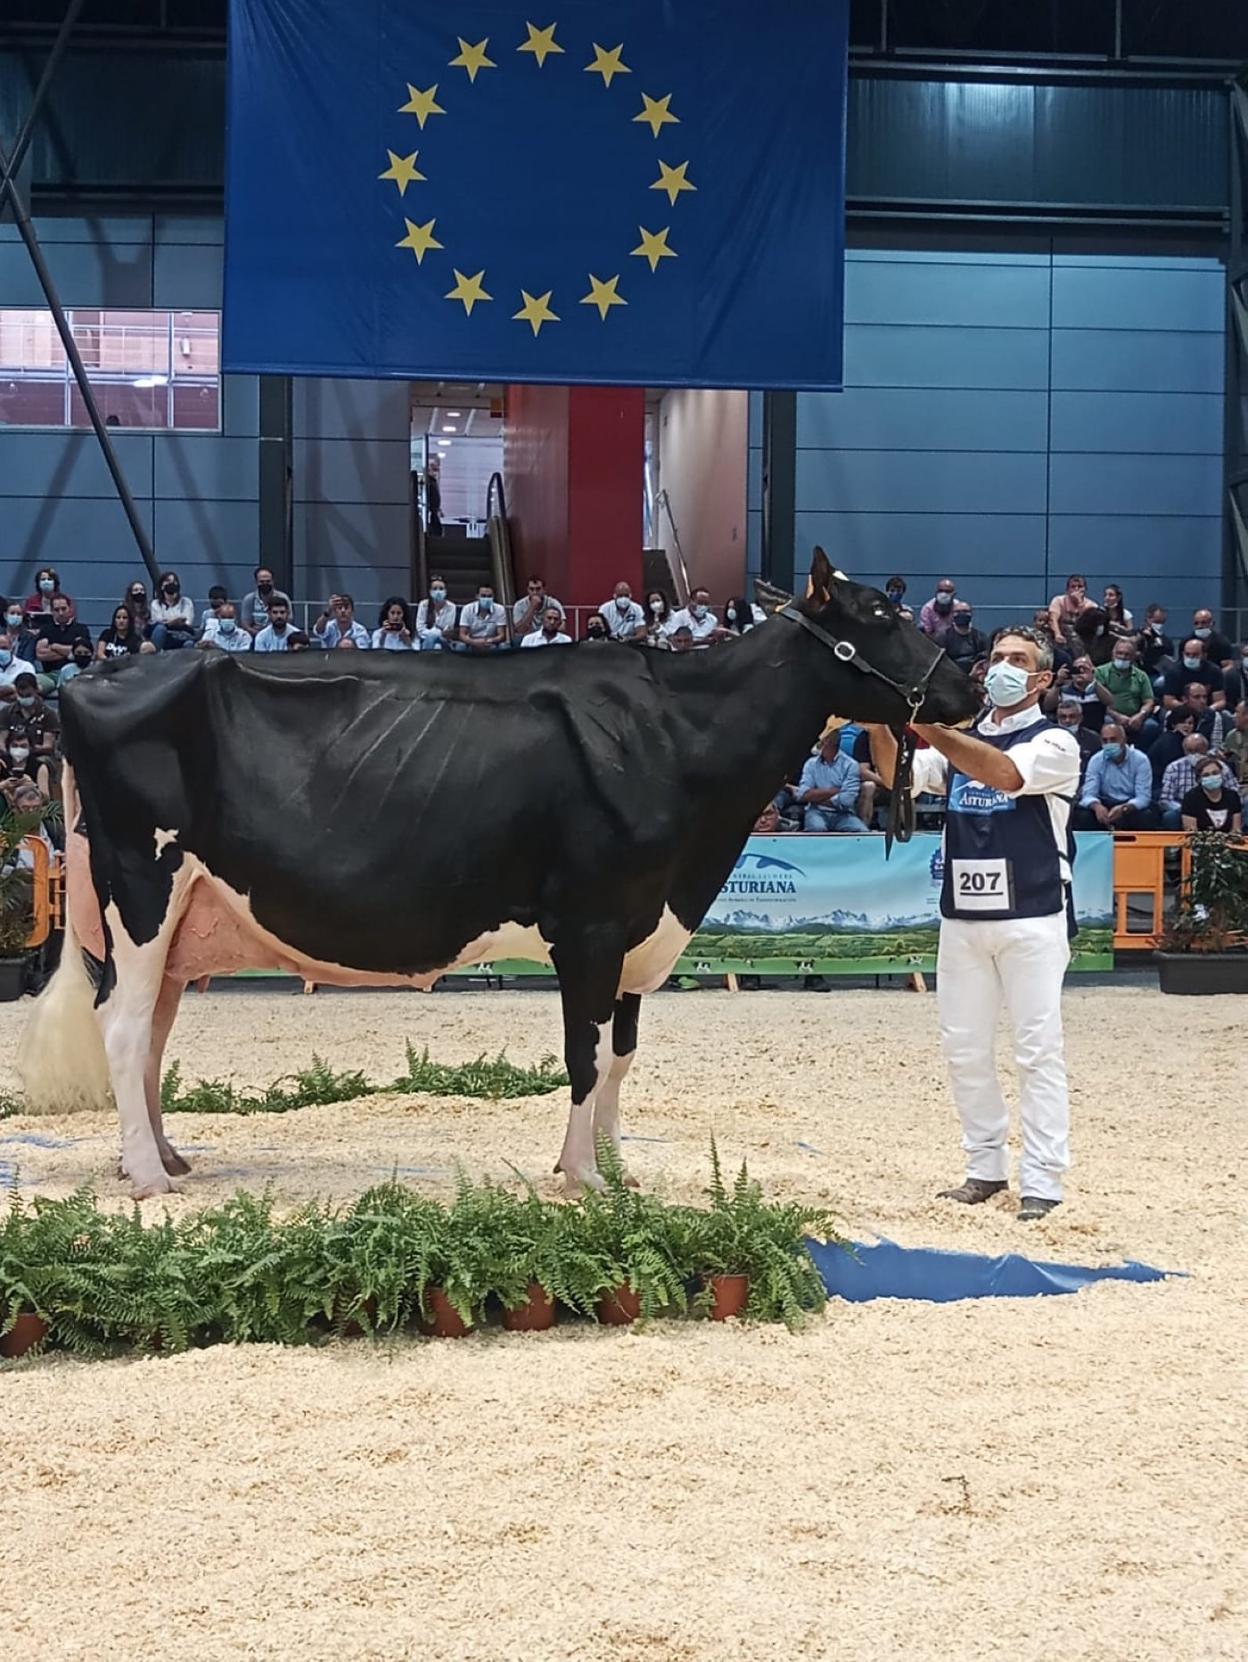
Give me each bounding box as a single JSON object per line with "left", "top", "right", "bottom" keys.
{"left": 223, "top": 0, "right": 848, "bottom": 387}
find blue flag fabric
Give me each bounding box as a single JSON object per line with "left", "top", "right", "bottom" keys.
{"left": 223, "top": 0, "right": 848, "bottom": 389}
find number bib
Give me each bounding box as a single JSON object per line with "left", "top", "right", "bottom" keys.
{"left": 950, "top": 857, "right": 1013, "bottom": 913}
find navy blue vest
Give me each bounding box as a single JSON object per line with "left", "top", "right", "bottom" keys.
{"left": 940, "top": 716, "right": 1076, "bottom": 929}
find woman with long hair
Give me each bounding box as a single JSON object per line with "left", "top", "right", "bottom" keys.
{"left": 96, "top": 603, "right": 151, "bottom": 661}
{"left": 414, "top": 574, "right": 457, "bottom": 650}
{"left": 644, "top": 590, "right": 673, "bottom": 648}
{"left": 718, "top": 596, "right": 755, "bottom": 638}
{"left": 1102, "top": 583, "right": 1134, "bottom": 637}
{"left": 373, "top": 597, "right": 415, "bottom": 650}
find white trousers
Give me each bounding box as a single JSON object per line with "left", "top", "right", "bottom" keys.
{"left": 936, "top": 912, "right": 1071, "bottom": 1201}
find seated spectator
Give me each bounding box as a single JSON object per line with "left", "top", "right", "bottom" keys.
{"left": 124, "top": 581, "right": 153, "bottom": 637}
{"left": 53, "top": 639, "right": 95, "bottom": 687}
{"left": 23, "top": 566, "right": 72, "bottom": 623}
{"left": 1222, "top": 642, "right": 1248, "bottom": 709}
{"left": 414, "top": 576, "right": 457, "bottom": 650}
{"left": 884, "top": 576, "right": 914, "bottom": 621}
{"left": 253, "top": 598, "right": 295, "bottom": 652}
{"left": 599, "top": 582, "right": 647, "bottom": 642}
{"left": 583, "top": 614, "right": 609, "bottom": 642}
{"left": 1048, "top": 573, "right": 1093, "bottom": 644}
{"left": 1044, "top": 656, "right": 1102, "bottom": 729}
{"left": 9, "top": 780, "right": 55, "bottom": 856}
{"left": 521, "top": 606, "right": 571, "bottom": 647}
{"left": 240, "top": 567, "right": 291, "bottom": 636}
{"left": 666, "top": 587, "right": 718, "bottom": 646}
{"left": 944, "top": 603, "right": 986, "bottom": 672}
{"left": 1072, "top": 605, "right": 1113, "bottom": 667}
{"left": 668, "top": 625, "right": 695, "bottom": 653}
{"left": 1075, "top": 724, "right": 1156, "bottom": 830}
{"left": 1138, "top": 603, "right": 1174, "bottom": 682}
{"left": 287, "top": 630, "right": 311, "bottom": 652}
{"left": 314, "top": 593, "right": 371, "bottom": 650}
{"left": 1191, "top": 608, "right": 1235, "bottom": 671}
{"left": 1030, "top": 610, "right": 1073, "bottom": 676}
{"left": 0, "top": 632, "right": 37, "bottom": 699}
{"left": 717, "top": 596, "right": 756, "bottom": 640}
{"left": 1162, "top": 640, "right": 1224, "bottom": 710}
{"left": 373, "top": 598, "right": 415, "bottom": 651}
{"left": 1102, "top": 584, "right": 1133, "bottom": 636}
{"left": 2, "top": 601, "right": 42, "bottom": 676}
{"left": 1093, "top": 637, "right": 1158, "bottom": 748}
{"left": 198, "top": 602, "right": 251, "bottom": 652}
{"left": 457, "top": 586, "right": 508, "bottom": 652}
{"left": 1149, "top": 706, "right": 1196, "bottom": 790}
{"left": 97, "top": 603, "right": 152, "bottom": 661}
{"left": 336, "top": 638, "right": 358, "bottom": 650}
{"left": 1, "top": 673, "right": 58, "bottom": 761}
{"left": 200, "top": 585, "right": 229, "bottom": 635}
{"left": 797, "top": 733, "right": 869, "bottom": 833}
{"left": 1158, "top": 735, "right": 1235, "bottom": 830}
{"left": 644, "top": 591, "right": 673, "bottom": 647}
{"left": 0, "top": 740, "right": 51, "bottom": 806}
{"left": 1178, "top": 681, "right": 1233, "bottom": 749}
{"left": 35, "top": 595, "right": 91, "bottom": 682}
{"left": 1055, "top": 696, "right": 1101, "bottom": 787}
{"left": 1181, "top": 756, "right": 1242, "bottom": 834}
{"left": 918, "top": 578, "right": 958, "bottom": 642}
{"left": 150, "top": 571, "right": 196, "bottom": 650}
{"left": 512, "top": 576, "right": 564, "bottom": 642}
{"left": 1224, "top": 699, "right": 1248, "bottom": 788}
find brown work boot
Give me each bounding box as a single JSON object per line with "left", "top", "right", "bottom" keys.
{"left": 937, "top": 1178, "right": 1008, "bottom": 1204}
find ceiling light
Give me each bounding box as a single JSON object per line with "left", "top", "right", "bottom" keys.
{"left": 446, "top": 410, "right": 462, "bottom": 417}
{"left": 442, "top": 424, "right": 457, "bottom": 432}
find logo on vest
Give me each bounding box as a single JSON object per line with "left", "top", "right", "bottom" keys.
{"left": 948, "top": 774, "right": 1016, "bottom": 816}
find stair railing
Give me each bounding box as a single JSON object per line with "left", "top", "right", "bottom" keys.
{"left": 653, "top": 488, "right": 691, "bottom": 607}
{"left": 486, "top": 470, "right": 516, "bottom": 611}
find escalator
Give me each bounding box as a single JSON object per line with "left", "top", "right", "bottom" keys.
{"left": 416, "top": 471, "right": 515, "bottom": 609}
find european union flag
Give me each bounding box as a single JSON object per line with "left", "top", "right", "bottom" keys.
{"left": 224, "top": 1, "right": 848, "bottom": 389}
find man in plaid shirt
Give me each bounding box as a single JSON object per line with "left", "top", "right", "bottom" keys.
{"left": 1158, "top": 735, "right": 1236, "bottom": 829}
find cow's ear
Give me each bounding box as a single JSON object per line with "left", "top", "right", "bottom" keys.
{"left": 754, "top": 577, "right": 792, "bottom": 613}
{"left": 801, "top": 546, "right": 837, "bottom": 613}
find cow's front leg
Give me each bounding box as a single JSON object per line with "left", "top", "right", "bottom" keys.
{"left": 99, "top": 910, "right": 184, "bottom": 1198}
{"left": 592, "top": 993, "right": 641, "bottom": 1186}
{"left": 551, "top": 936, "right": 626, "bottom": 1196}
{"left": 144, "top": 975, "right": 191, "bottom": 1176}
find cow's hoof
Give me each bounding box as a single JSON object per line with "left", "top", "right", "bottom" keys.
{"left": 562, "top": 1169, "right": 605, "bottom": 1199}
{"left": 129, "top": 1171, "right": 178, "bottom": 1199}
{"left": 159, "top": 1146, "right": 192, "bottom": 1176}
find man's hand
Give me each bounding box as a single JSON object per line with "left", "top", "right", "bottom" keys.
{"left": 1092, "top": 801, "right": 1111, "bottom": 827}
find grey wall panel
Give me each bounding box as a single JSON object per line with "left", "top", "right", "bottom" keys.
{"left": 153, "top": 242, "right": 223, "bottom": 309}
{"left": 222, "top": 375, "right": 260, "bottom": 438}
{"left": 1050, "top": 391, "right": 1222, "bottom": 456}
{"left": 153, "top": 498, "right": 260, "bottom": 575}
{"left": 292, "top": 439, "right": 412, "bottom": 506}
{"left": 22, "top": 217, "right": 152, "bottom": 246}
{"left": 1, "top": 497, "right": 154, "bottom": 592}
{"left": 0, "top": 432, "right": 153, "bottom": 499}
{"left": 155, "top": 436, "right": 258, "bottom": 502}
{"left": 796, "top": 450, "right": 1048, "bottom": 514}
{"left": 294, "top": 379, "right": 411, "bottom": 441}
{"left": 798, "top": 387, "right": 1048, "bottom": 452}
{"left": 0, "top": 239, "right": 153, "bottom": 308}
{"left": 294, "top": 503, "right": 411, "bottom": 590}
{"left": 1049, "top": 453, "right": 1223, "bottom": 516}
{"left": 845, "top": 260, "right": 1050, "bottom": 329}
{"left": 1051, "top": 265, "right": 1224, "bottom": 332}
{"left": 844, "top": 324, "right": 1050, "bottom": 390}
{"left": 1050, "top": 329, "right": 1225, "bottom": 393}
{"left": 747, "top": 450, "right": 762, "bottom": 513}
{"left": 1048, "top": 515, "right": 1222, "bottom": 582}
{"left": 747, "top": 393, "right": 762, "bottom": 449}
{"left": 794, "top": 510, "right": 1047, "bottom": 574}
{"left": 747, "top": 508, "right": 762, "bottom": 567}
{"left": 154, "top": 216, "right": 224, "bottom": 246}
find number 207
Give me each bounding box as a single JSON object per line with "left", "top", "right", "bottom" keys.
{"left": 959, "top": 871, "right": 1002, "bottom": 894}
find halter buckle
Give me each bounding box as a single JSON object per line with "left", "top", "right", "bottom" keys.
{"left": 833, "top": 639, "right": 856, "bottom": 662}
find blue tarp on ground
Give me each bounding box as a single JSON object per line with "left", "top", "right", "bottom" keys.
{"left": 806, "top": 1236, "right": 1177, "bottom": 1303}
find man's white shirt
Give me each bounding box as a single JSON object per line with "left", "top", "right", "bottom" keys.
{"left": 521, "top": 629, "right": 571, "bottom": 648}
{"left": 664, "top": 606, "right": 719, "bottom": 643}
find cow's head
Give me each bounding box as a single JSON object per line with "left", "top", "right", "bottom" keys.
{"left": 778, "top": 548, "right": 981, "bottom": 729}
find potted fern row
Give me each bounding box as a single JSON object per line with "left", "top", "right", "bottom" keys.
{"left": 1156, "top": 832, "right": 1248, "bottom": 996}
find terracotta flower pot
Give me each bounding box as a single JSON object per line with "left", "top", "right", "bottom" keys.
{"left": 596, "top": 1284, "right": 642, "bottom": 1326}
{"left": 1, "top": 1312, "right": 50, "bottom": 1359}
{"left": 502, "top": 1284, "right": 556, "bottom": 1332}
{"left": 706, "top": 1273, "right": 750, "bottom": 1321}
{"left": 419, "top": 1287, "right": 472, "bottom": 1339}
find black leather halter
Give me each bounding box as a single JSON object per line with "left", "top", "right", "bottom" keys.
{"left": 780, "top": 604, "right": 948, "bottom": 852}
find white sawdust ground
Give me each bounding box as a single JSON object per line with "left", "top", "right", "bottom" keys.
{"left": 0, "top": 984, "right": 1244, "bottom": 1662}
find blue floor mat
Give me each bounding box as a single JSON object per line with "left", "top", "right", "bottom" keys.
{"left": 806, "top": 1236, "right": 1179, "bottom": 1303}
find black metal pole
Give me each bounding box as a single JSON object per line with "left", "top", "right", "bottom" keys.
{"left": 0, "top": 0, "right": 87, "bottom": 199}
{"left": 761, "top": 390, "right": 797, "bottom": 596}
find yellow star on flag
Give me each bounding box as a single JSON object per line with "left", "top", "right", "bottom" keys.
{"left": 584, "top": 43, "right": 630, "bottom": 87}
{"left": 580, "top": 274, "right": 627, "bottom": 321}
{"left": 513, "top": 289, "right": 559, "bottom": 335}
{"left": 396, "top": 218, "right": 443, "bottom": 264}
{"left": 449, "top": 37, "right": 497, "bottom": 82}
{"left": 445, "top": 269, "right": 492, "bottom": 315}
{"left": 518, "top": 22, "right": 564, "bottom": 66}
{"left": 631, "top": 226, "right": 676, "bottom": 272}
{"left": 634, "top": 93, "right": 678, "bottom": 138}
{"left": 651, "top": 160, "right": 696, "bottom": 206}
{"left": 378, "top": 150, "right": 426, "bottom": 196}
{"left": 399, "top": 84, "right": 446, "bottom": 128}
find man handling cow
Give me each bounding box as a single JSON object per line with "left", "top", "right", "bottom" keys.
{"left": 866, "top": 626, "right": 1081, "bottom": 1222}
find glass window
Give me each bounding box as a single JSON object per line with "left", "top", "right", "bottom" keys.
{"left": 0, "top": 308, "right": 221, "bottom": 432}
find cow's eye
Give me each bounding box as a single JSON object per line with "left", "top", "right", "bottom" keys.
{"left": 873, "top": 605, "right": 887, "bottom": 618}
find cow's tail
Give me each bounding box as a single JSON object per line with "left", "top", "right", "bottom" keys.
{"left": 17, "top": 764, "right": 113, "bottom": 1115}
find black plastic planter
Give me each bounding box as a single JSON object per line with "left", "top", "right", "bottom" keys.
{"left": 1156, "top": 952, "right": 1248, "bottom": 996}
{"left": 0, "top": 956, "right": 27, "bottom": 1002}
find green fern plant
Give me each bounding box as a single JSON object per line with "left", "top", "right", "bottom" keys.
{"left": 558, "top": 1142, "right": 694, "bottom": 1322}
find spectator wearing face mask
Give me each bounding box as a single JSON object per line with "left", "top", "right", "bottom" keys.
{"left": 1093, "top": 637, "right": 1158, "bottom": 749}
{"left": 919, "top": 579, "right": 958, "bottom": 642}
{"left": 1158, "top": 735, "right": 1235, "bottom": 830}
{"left": 57, "top": 638, "right": 97, "bottom": 685}
{"left": 583, "top": 615, "right": 609, "bottom": 642}
{"left": 414, "top": 576, "right": 457, "bottom": 650}
{"left": 884, "top": 576, "right": 914, "bottom": 622}
{"left": 1053, "top": 697, "right": 1101, "bottom": 787}
{"left": 124, "top": 581, "right": 153, "bottom": 638}
{"left": 1190, "top": 609, "right": 1235, "bottom": 672}
{"left": 1, "top": 673, "right": 58, "bottom": 763}
{"left": 1162, "top": 640, "right": 1225, "bottom": 710}
{"left": 198, "top": 602, "right": 251, "bottom": 653}
{"left": 0, "top": 738, "right": 51, "bottom": 805}
{"left": 1181, "top": 756, "right": 1242, "bottom": 833}
{"left": 240, "top": 567, "right": 292, "bottom": 637}
{"left": 314, "top": 593, "right": 372, "bottom": 650}
{"left": 665, "top": 587, "right": 718, "bottom": 646}
{"left": 373, "top": 598, "right": 415, "bottom": 651}
{"left": 150, "top": 571, "right": 196, "bottom": 650}
{"left": 2, "top": 600, "right": 43, "bottom": 679}
{"left": 0, "top": 631, "right": 37, "bottom": 700}
{"left": 35, "top": 594, "right": 92, "bottom": 683}
{"left": 1138, "top": 603, "right": 1175, "bottom": 684}
{"left": 598, "top": 582, "right": 647, "bottom": 642}
{"left": 521, "top": 606, "right": 572, "bottom": 647}
{"left": 716, "top": 596, "right": 761, "bottom": 640}
{"left": 23, "top": 566, "right": 73, "bottom": 623}
{"left": 643, "top": 591, "right": 673, "bottom": 647}
{"left": 457, "top": 586, "right": 508, "bottom": 652}
{"left": 944, "top": 603, "right": 987, "bottom": 672}
{"left": 1048, "top": 573, "right": 1093, "bottom": 645}
{"left": 1075, "top": 724, "right": 1156, "bottom": 830}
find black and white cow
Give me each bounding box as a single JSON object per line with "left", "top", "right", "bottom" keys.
{"left": 20, "top": 551, "right": 978, "bottom": 1196}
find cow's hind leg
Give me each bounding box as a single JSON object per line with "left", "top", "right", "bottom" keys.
{"left": 592, "top": 993, "right": 641, "bottom": 1186}
{"left": 144, "top": 975, "right": 190, "bottom": 1175}
{"left": 552, "top": 936, "right": 626, "bottom": 1196}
